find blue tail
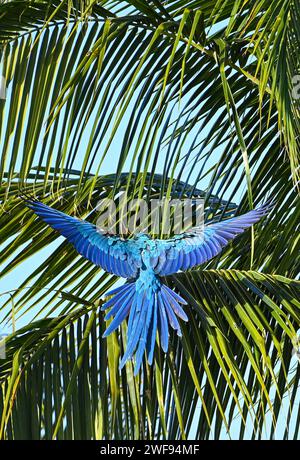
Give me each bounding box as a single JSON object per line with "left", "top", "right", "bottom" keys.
{"left": 101, "top": 272, "right": 188, "bottom": 375}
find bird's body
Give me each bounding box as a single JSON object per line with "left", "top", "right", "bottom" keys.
{"left": 25, "top": 199, "right": 270, "bottom": 374}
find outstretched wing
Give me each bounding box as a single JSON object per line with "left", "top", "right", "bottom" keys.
{"left": 153, "top": 204, "right": 271, "bottom": 276}
{"left": 25, "top": 200, "right": 142, "bottom": 278}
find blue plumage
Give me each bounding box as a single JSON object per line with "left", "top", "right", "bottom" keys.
{"left": 25, "top": 199, "right": 270, "bottom": 374}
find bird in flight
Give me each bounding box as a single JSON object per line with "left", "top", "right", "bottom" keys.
{"left": 25, "top": 199, "right": 270, "bottom": 374}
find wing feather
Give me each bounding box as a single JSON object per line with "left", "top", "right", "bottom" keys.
{"left": 25, "top": 200, "right": 142, "bottom": 278}
{"left": 155, "top": 204, "right": 271, "bottom": 275}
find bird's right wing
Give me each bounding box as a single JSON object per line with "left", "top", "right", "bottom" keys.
{"left": 153, "top": 204, "right": 271, "bottom": 276}
{"left": 25, "top": 200, "right": 143, "bottom": 278}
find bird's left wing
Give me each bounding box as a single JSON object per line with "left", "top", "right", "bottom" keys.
{"left": 25, "top": 200, "right": 142, "bottom": 278}
{"left": 152, "top": 204, "right": 271, "bottom": 276}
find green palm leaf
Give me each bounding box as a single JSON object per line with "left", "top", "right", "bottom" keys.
{"left": 0, "top": 0, "right": 299, "bottom": 440}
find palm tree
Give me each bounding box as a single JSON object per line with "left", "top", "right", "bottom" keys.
{"left": 0, "top": 0, "right": 299, "bottom": 440}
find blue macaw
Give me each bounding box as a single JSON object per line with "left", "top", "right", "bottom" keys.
{"left": 25, "top": 199, "right": 270, "bottom": 374}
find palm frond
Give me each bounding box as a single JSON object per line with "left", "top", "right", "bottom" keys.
{"left": 1, "top": 270, "right": 299, "bottom": 439}
{"left": 0, "top": 0, "right": 299, "bottom": 441}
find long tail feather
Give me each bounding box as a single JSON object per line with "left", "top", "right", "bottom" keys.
{"left": 102, "top": 274, "right": 188, "bottom": 374}
{"left": 146, "top": 295, "right": 158, "bottom": 365}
